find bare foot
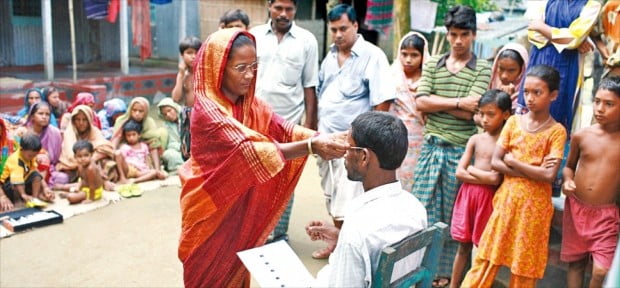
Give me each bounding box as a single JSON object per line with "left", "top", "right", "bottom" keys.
{"left": 104, "top": 181, "right": 116, "bottom": 191}
{"left": 156, "top": 170, "right": 168, "bottom": 180}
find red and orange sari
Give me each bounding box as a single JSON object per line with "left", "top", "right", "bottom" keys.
{"left": 178, "top": 29, "right": 314, "bottom": 287}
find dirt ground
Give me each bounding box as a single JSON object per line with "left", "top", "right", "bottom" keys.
{"left": 0, "top": 161, "right": 330, "bottom": 287}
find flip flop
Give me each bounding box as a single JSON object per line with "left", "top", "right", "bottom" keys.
{"left": 119, "top": 184, "right": 133, "bottom": 198}
{"left": 311, "top": 247, "right": 332, "bottom": 259}
{"left": 130, "top": 183, "right": 143, "bottom": 197}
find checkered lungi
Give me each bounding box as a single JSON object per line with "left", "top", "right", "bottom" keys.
{"left": 412, "top": 135, "right": 465, "bottom": 277}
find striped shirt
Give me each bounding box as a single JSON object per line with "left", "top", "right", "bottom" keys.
{"left": 416, "top": 53, "right": 491, "bottom": 146}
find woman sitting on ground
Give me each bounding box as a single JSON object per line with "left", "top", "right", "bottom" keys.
{"left": 56, "top": 105, "right": 115, "bottom": 190}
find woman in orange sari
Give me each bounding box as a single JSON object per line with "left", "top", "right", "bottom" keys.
{"left": 178, "top": 29, "right": 347, "bottom": 287}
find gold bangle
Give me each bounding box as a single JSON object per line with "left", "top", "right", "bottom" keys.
{"left": 307, "top": 137, "right": 314, "bottom": 155}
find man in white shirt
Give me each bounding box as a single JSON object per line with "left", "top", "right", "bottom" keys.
{"left": 250, "top": 0, "right": 320, "bottom": 243}
{"left": 307, "top": 111, "right": 428, "bottom": 287}
{"left": 314, "top": 3, "right": 396, "bottom": 260}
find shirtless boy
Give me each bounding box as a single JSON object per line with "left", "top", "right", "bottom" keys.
{"left": 562, "top": 76, "right": 620, "bottom": 288}
{"left": 60, "top": 140, "right": 105, "bottom": 204}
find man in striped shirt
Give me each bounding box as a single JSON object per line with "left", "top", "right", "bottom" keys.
{"left": 411, "top": 5, "right": 491, "bottom": 287}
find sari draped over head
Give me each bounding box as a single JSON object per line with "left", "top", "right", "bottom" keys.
{"left": 57, "top": 105, "right": 114, "bottom": 171}
{"left": 177, "top": 29, "right": 314, "bottom": 288}
{"left": 61, "top": 92, "right": 101, "bottom": 130}
{"left": 25, "top": 103, "right": 63, "bottom": 165}
{"left": 490, "top": 43, "right": 529, "bottom": 107}
{"left": 157, "top": 97, "right": 182, "bottom": 150}
{"left": 112, "top": 97, "right": 166, "bottom": 149}
{"left": 17, "top": 88, "right": 58, "bottom": 127}
{"left": 391, "top": 31, "right": 430, "bottom": 93}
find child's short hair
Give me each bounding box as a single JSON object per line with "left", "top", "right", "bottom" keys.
{"left": 479, "top": 89, "right": 512, "bottom": 112}
{"left": 73, "top": 140, "right": 94, "bottom": 154}
{"left": 20, "top": 133, "right": 42, "bottom": 152}
{"left": 444, "top": 5, "right": 477, "bottom": 33}
{"left": 328, "top": 4, "right": 357, "bottom": 23}
{"left": 123, "top": 119, "right": 143, "bottom": 134}
{"left": 598, "top": 76, "right": 620, "bottom": 97}
{"left": 178, "top": 36, "right": 202, "bottom": 54}
{"left": 219, "top": 9, "right": 250, "bottom": 27}
{"left": 497, "top": 49, "right": 525, "bottom": 68}
{"left": 527, "top": 65, "right": 560, "bottom": 92}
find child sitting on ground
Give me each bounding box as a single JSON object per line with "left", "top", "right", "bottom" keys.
{"left": 0, "top": 133, "right": 54, "bottom": 211}
{"left": 59, "top": 140, "right": 105, "bottom": 204}
{"left": 450, "top": 89, "right": 511, "bottom": 287}
{"left": 561, "top": 76, "right": 620, "bottom": 288}
{"left": 115, "top": 119, "right": 166, "bottom": 186}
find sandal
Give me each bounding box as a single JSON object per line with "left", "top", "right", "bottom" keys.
{"left": 311, "top": 247, "right": 332, "bottom": 259}
{"left": 119, "top": 184, "right": 133, "bottom": 198}
{"left": 432, "top": 277, "right": 450, "bottom": 288}
{"left": 130, "top": 183, "right": 143, "bottom": 197}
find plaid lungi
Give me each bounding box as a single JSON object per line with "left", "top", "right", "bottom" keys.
{"left": 412, "top": 135, "right": 465, "bottom": 277}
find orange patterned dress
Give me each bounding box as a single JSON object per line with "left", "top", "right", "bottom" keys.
{"left": 476, "top": 115, "right": 567, "bottom": 278}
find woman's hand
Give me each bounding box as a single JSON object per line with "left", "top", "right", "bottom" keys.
{"left": 311, "top": 132, "right": 349, "bottom": 160}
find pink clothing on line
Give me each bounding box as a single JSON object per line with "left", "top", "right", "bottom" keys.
{"left": 561, "top": 195, "right": 619, "bottom": 269}
{"left": 451, "top": 182, "right": 496, "bottom": 246}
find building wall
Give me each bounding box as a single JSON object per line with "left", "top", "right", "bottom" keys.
{"left": 199, "top": 0, "right": 267, "bottom": 39}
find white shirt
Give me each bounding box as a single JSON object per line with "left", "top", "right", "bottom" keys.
{"left": 250, "top": 21, "right": 319, "bottom": 123}
{"left": 317, "top": 35, "right": 396, "bottom": 133}
{"left": 317, "top": 181, "right": 428, "bottom": 287}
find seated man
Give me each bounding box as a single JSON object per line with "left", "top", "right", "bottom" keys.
{"left": 306, "top": 111, "right": 428, "bottom": 287}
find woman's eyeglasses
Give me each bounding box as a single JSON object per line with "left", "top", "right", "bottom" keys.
{"left": 232, "top": 61, "right": 259, "bottom": 74}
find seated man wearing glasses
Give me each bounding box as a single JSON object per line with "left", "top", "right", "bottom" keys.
{"left": 306, "top": 111, "right": 428, "bottom": 287}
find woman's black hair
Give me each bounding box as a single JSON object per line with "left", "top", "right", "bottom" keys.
{"left": 73, "top": 140, "right": 94, "bottom": 154}
{"left": 526, "top": 65, "right": 560, "bottom": 92}
{"left": 400, "top": 34, "right": 425, "bottom": 56}
{"left": 28, "top": 101, "right": 51, "bottom": 118}
{"left": 497, "top": 49, "right": 525, "bottom": 68}
{"left": 479, "top": 89, "right": 512, "bottom": 113}
{"left": 229, "top": 34, "right": 255, "bottom": 59}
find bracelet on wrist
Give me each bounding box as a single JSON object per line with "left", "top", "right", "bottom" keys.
{"left": 307, "top": 137, "right": 314, "bottom": 155}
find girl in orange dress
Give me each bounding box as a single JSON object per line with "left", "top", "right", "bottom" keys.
{"left": 462, "top": 65, "right": 568, "bottom": 287}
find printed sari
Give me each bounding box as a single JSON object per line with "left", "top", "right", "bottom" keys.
{"left": 178, "top": 29, "right": 314, "bottom": 287}
{"left": 57, "top": 105, "right": 114, "bottom": 172}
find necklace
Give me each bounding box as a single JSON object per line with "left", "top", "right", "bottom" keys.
{"left": 525, "top": 115, "right": 553, "bottom": 133}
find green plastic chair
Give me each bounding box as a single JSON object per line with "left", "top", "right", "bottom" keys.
{"left": 372, "top": 222, "right": 449, "bottom": 288}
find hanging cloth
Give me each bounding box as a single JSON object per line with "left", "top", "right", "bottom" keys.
{"left": 131, "top": 0, "right": 152, "bottom": 61}
{"left": 84, "top": 0, "right": 109, "bottom": 20}
{"left": 364, "top": 0, "right": 394, "bottom": 34}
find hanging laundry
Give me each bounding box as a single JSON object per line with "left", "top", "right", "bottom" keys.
{"left": 84, "top": 0, "right": 109, "bottom": 20}
{"left": 364, "top": 0, "right": 394, "bottom": 34}
{"left": 108, "top": 0, "right": 120, "bottom": 23}
{"left": 131, "top": 0, "right": 152, "bottom": 61}
{"left": 150, "top": 0, "right": 172, "bottom": 4}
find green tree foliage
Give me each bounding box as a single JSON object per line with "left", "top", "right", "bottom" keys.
{"left": 433, "top": 0, "right": 497, "bottom": 26}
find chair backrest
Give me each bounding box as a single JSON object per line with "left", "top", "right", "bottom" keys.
{"left": 371, "top": 222, "right": 449, "bottom": 288}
